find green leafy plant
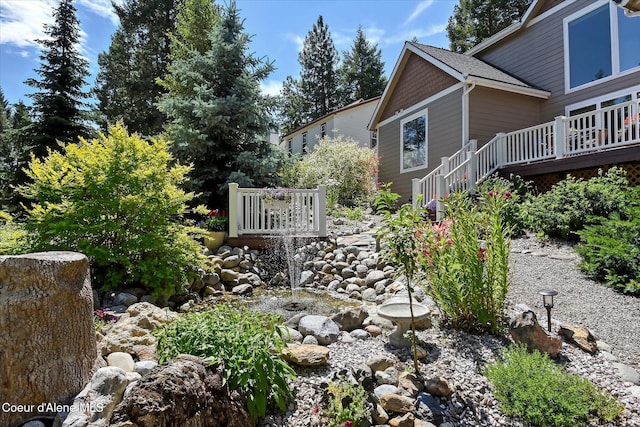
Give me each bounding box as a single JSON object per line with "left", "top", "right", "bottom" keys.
{"left": 418, "top": 190, "right": 512, "bottom": 334}
{"left": 576, "top": 189, "right": 640, "bottom": 294}
{"left": 520, "top": 168, "right": 628, "bottom": 240}
{"left": 477, "top": 174, "right": 534, "bottom": 236}
{"left": 19, "top": 123, "right": 203, "bottom": 297}
{"left": 155, "top": 304, "right": 295, "bottom": 420}
{"left": 283, "top": 135, "right": 378, "bottom": 207}
{"left": 485, "top": 344, "right": 623, "bottom": 427}
{"left": 372, "top": 182, "right": 401, "bottom": 214}
{"left": 380, "top": 202, "right": 428, "bottom": 372}
{"left": 326, "top": 380, "right": 370, "bottom": 427}
{"left": 193, "top": 205, "right": 228, "bottom": 231}
{"left": 0, "top": 211, "right": 29, "bottom": 255}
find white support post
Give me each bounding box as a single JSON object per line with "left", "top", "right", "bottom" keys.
{"left": 467, "top": 139, "right": 478, "bottom": 153}
{"left": 435, "top": 175, "right": 445, "bottom": 221}
{"left": 554, "top": 116, "right": 566, "bottom": 159}
{"left": 317, "top": 185, "right": 327, "bottom": 238}
{"left": 228, "top": 183, "right": 239, "bottom": 238}
{"left": 467, "top": 151, "right": 477, "bottom": 193}
{"left": 496, "top": 133, "right": 506, "bottom": 167}
{"left": 412, "top": 178, "right": 420, "bottom": 207}
{"left": 440, "top": 156, "right": 450, "bottom": 175}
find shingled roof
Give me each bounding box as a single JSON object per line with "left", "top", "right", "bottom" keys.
{"left": 411, "top": 42, "right": 536, "bottom": 89}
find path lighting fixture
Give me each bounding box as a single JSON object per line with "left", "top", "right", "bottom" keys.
{"left": 539, "top": 289, "right": 558, "bottom": 332}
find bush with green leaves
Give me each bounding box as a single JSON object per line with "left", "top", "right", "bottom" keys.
{"left": 0, "top": 211, "right": 29, "bottom": 255}
{"left": 155, "top": 305, "right": 295, "bottom": 420}
{"left": 372, "top": 182, "right": 401, "bottom": 213}
{"left": 326, "top": 380, "right": 371, "bottom": 427}
{"left": 520, "top": 168, "right": 629, "bottom": 240}
{"left": 485, "top": 344, "right": 623, "bottom": 427}
{"left": 576, "top": 187, "right": 640, "bottom": 294}
{"left": 283, "top": 135, "right": 378, "bottom": 207}
{"left": 19, "top": 123, "right": 202, "bottom": 297}
{"left": 477, "top": 174, "right": 534, "bottom": 236}
{"left": 418, "top": 190, "right": 512, "bottom": 334}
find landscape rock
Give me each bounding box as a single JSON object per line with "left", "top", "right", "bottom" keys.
{"left": 106, "top": 352, "right": 135, "bottom": 372}
{"left": 349, "top": 329, "right": 371, "bottom": 340}
{"left": 389, "top": 412, "right": 414, "bottom": 427}
{"left": 231, "top": 284, "right": 253, "bottom": 295}
{"left": 509, "top": 310, "right": 562, "bottom": 357}
{"left": 415, "top": 392, "right": 444, "bottom": 425}
{"left": 398, "top": 372, "right": 424, "bottom": 397}
{"left": 62, "top": 366, "right": 128, "bottom": 427}
{"left": 367, "top": 354, "right": 395, "bottom": 372}
{"left": 374, "top": 385, "right": 400, "bottom": 401}
{"left": 331, "top": 307, "right": 368, "bottom": 331}
{"left": 365, "top": 325, "right": 382, "bottom": 337}
{"left": 299, "top": 270, "right": 315, "bottom": 286}
{"left": 302, "top": 335, "right": 319, "bottom": 345}
{"left": 111, "top": 355, "right": 251, "bottom": 427}
{"left": 612, "top": 362, "right": 640, "bottom": 385}
{"left": 298, "top": 315, "right": 340, "bottom": 345}
{"left": 559, "top": 323, "right": 598, "bottom": 354}
{"left": 220, "top": 269, "right": 239, "bottom": 282}
{"left": 281, "top": 344, "right": 330, "bottom": 366}
{"left": 134, "top": 360, "right": 157, "bottom": 376}
{"left": 365, "top": 270, "right": 386, "bottom": 286}
{"left": 372, "top": 403, "right": 389, "bottom": 424}
{"left": 425, "top": 376, "right": 452, "bottom": 397}
{"left": 379, "top": 393, "right": 415, "bottom": 414}
{"left": 113, "top": 292, "right": 138, "bottom": 307}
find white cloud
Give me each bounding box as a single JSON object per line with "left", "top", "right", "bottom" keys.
{"left": 0, "top": 0, "right": 56, "bottom": 48}
{"left": 383, "top": 23, "right": 447, "bottom": 45}
{"left": 77, "top": 0, "right": 121, "bottom": 26}
{"left": 404, "top": 0, "right": 435, "bottom": 26}
{"left": 362, "top": 26, "right": 386, "bottom": 45}
{"left": 261, "top": 79, "right": 283, "bottom": 97}
{"left": 285, "top": 33, "right": 304, "bottom": 52}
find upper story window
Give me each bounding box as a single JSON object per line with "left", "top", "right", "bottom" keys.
{"left": 400, "top": 110, "right": 427, "bottom": 173}
{"left": 370, "top": 131, "right": 378, "bottom": 149}
{"left": 287, "top": 139, "right": 292, "bottom": 155}
{"left": 320, "top": 123, "right": 326, "bottom": 138}
{"left": 302, "top": 132, "right": 308, "bottom": 154}
{"left": 565, "top": 2, "right": 640, "bottom": 92}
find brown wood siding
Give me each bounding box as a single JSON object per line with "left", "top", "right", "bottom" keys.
{"left": 536, "top": 0, "right": 564, "bottom": 17}
{"left": 477, "top": 0, "right": 640, "bottom": 122}
{"left": 380, "top": 53, "right": 459, "bottom": 123}
{"left": 469, "top": 86, "right": 542, "bottom": 146}
{"left": 378, "top": 88, "right": 463, "bottom": 202}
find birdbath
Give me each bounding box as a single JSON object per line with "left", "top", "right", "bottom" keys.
{"left": 377, "top": 300, "right": 431, "bottom": 348}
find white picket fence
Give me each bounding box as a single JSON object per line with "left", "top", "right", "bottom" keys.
{"left": 228, "top": 183, "right": 327, "bottom": 238}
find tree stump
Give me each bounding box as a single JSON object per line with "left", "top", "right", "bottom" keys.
{"left": 0, "top": 251, "right": 96, "bottom": 427}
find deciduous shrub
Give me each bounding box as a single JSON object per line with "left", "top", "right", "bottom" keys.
{"left": 372, "top": 182, "right": 401, "bottom": 213}
{"left": 19, "top": 123, "right": 202, "bottom": 297}
{"left": 485, "top": 344, "right": 623, "bottom": 427}
{"left": 326, "top": 380, "right": 370, "bottom": 427}
{"left": 576, "top": 187, "right": 640, "bottom": 294}
{"left": 419, "top": 190, "right": 512, "bottom": 334}
{"left": 283, "top": 135, "right": 378, "bottom": 207}
{"left": 0, "top": 211, "right": 29, "bottom": 255}
{"left": 477, "top": 174, "right": 534, "bottom": 236}
{"left": 520, "top": 168, "right": 628, "bottom": 240}
{"left": 155, "top": 305, "right": 295, "bottom": 419}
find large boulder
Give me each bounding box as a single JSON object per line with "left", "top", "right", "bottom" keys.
{"left": 558, "top": 323, "right": 597, "bottom": 354}
{"left": 298, "top": 315, "right": 339, "bottom": 345}
{"left": 0, "top": 252, "right": 96, "bottom": 427}
{"left": 330, "top": 306, "right": 368, "bottom": 332}
{"left": 100, "top": 302, "right": 179, "bottom": 360}
{"left": 509, "top": 311, "right": 562, "bottom": 358}
{"left": 281, "top": 344, "right": 330, "bottom": 366}
{"left": 110, "top": 355, "right": 251, "bottom": 427}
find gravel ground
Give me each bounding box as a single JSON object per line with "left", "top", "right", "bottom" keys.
{"left": 258, "top": 233, "right": 640, "bottom": 427}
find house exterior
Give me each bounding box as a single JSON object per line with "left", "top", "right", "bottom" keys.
{"left": 282, "top": 97, "right": 380, "bottom": 156}
{"left": 370, "top": 0, "right": 640, "bottom": 203}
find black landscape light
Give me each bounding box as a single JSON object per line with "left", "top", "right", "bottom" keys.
{"left": 538, "top": 289, "right": 558, "bottom": 332}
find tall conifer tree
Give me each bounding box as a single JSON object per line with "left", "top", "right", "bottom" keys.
{"left": 25, "top": 0, "right": 91, "bottom": 158}
{"left": 158, "top": 0, "right": 287, "bottom": 206}
{"left": 338, "top": 26, "right": 387, "bottom": 105}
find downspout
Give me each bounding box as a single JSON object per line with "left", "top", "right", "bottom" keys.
{"left": 462, "top": 76, "right": 477, "bottom": 146}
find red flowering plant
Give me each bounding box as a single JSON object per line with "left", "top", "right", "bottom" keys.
{"left": 417, "top": 190, "right": 513, "bottom": 334}
{"left": 194, "top": 205, "right": 228, "bottom": 232}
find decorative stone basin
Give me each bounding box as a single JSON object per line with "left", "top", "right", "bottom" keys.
{"left": 378, "top": 300, "right": 431, "bottom": 348}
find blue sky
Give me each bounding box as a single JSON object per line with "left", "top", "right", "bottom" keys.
{"left": 0, "top": 0, "right": 456, "bottom": 107}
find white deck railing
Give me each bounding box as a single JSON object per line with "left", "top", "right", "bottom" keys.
{"left": 228, "top": 183, "right": 327, "bottom": 238}
{"left": 413, "top": 99, "right": 640, "bottom": 219}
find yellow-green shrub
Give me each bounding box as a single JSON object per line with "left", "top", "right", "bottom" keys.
{"left": 19, "top": 123, "right": 202, "bottom": 297}
{"left": 0, "top": 211, "right": 29, "bottom": 255}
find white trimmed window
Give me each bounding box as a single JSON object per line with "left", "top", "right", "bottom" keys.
{"left": 400, "top": 110, "right": 428, "bottom": 173}
{"left": 370, "top": 131, "right": 378, "bottom": 149}
{"left": 302, "top": 132, "right": 308, "bottom": 154}
{"left": 287, "top": 139, "right": 292, "bottom": 155}
{"left": 320, "top": 123, "right": 326, "bottom": 138}
{"left": 564, "top": 1, "right": 640, "bottom": 92}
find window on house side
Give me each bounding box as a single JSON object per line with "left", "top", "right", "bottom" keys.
{"left": 287, "top": 139, "right": 292, "bottom": 155}
{"left": 568, "top": 5, "right": 611, "bottom": 88}
{"left": 321, "top": 123, "right": 326, "bottom": 138}
{"left": 400, "top": 111, "right": 427, "bottom": 172}
{"left": 370, "top": 131, "right": 378, "bottom": 149}
{"left": 302, "top": 132, "right": 308, "bottom": 154}
{"left": 618, "top": 8, "right": 640, "bottom": 72}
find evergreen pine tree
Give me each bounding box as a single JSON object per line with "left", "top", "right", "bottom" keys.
{"left": 25, "top": 0, "right": 91, "bottom": 159}
{"left": 0, "top": 100, "right": 33, "bottom": 211}
{"left": 0, "top": 88, "right": 9, "bottom": 133}
{"left": 298, "top": 15, "right": 340, "bottom": 119}
{"left": 94, "top": 0, "right": 178, "bottom": 136}
{"left": 447, "top": 0, "right": 532, "bottom": 53}
{"left": 338, "top": 26, "right": 387, "bottom": 105}
{"left": 158, "top": 0, "right": 288, "bottom": 206}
